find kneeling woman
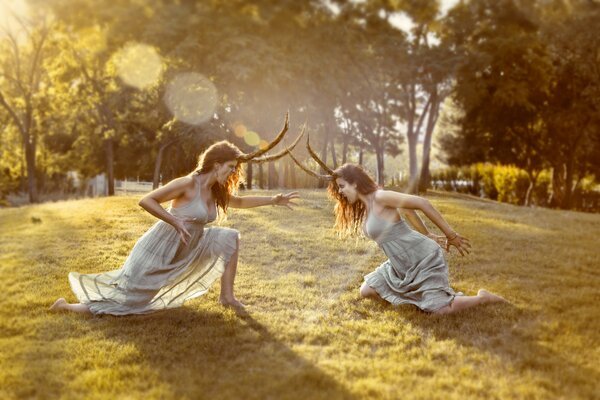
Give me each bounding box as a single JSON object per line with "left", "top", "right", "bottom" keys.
{"left": 289, "top": 145, "right": 505, "bottom": 314}
{"left": 51, "top": 117, "right": 301, "bottom": 315}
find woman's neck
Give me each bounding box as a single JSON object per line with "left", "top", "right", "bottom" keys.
{"left": 197, "top": 171, "right": 218, "bottom": 191}
{"left": 357, "top": 191, "right": 375, "bottom": 210}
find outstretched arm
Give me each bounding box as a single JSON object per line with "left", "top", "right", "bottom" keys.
{"left": 377, "top": 190, "right": 471, "bottom": 255}
{"left": 400, "top": 208, "right": 447, "bottom": 248}
{"left": 229, "top": 191, "right": 300, "bottom": 210}
{"left": 400, "top": 208, "right": 429, "bottom": 234}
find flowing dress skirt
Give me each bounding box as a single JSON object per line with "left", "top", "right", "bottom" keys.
{"left": 68, "top": 220, "right": 239, "bottom": 315}
{"left": 364, "top": 221, "right": 461, "bottom": 312}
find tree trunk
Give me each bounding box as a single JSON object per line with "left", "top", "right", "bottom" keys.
{"left": 330, "top": 136, "right": 338, "bottom": 169}
{"left": 105, "top": 138, "right": 115, "bottom": 196}
{"left": 0, "top": 93, "right": 38, "bottom": 202}
{"left": 24, "top": 138, "right": 38, "bottom": 203}
{"left": 246, "top": 163, "right": 253, "bottom": 190}
{"left": 153, "top": 139, "right": 178, "bottom": 189}
{"left": 258, "top": 164, "right": 264, "bottom": 189}
{"left": 407, "top": 132, "right": 419, "bottom": 194}
{"left": 288, "top": 158, "right": 296, "bottom": 188}
{"left": 549, "top": 163, "right": 565, "bottom": 208}
{"left": 342, "top": 137, "right": 349, "bottom": 165}
{"left": 375, "top": 143, "right": 385, "bottom": 186}
{"left": 282, "top": 160, "right": 290, "bottom": 188}
{"left": 278, "top": 161, "right": 285, "bottom": 188}
{"left": 563, "top": 149, "right": 575, "bottom": 210}
{"left": 358, "top": 142, "right": 364, "bottom": 166}
{"left": 405, "top": 83, "right": 419, "bottom": 194}
{"left": 524, "top": 170, "right": 539, "bottom": 207}
{"left": 318, "top": 133, "right": 329, "bottom": 189}
{"left": 418, "top": 93, "right": 440, "bottom": 193}
{"left": 268, "top": 162, "right": 277, "bottom": 189}
{"left": 20, "top": 141, "right": 26, "bottom": 193}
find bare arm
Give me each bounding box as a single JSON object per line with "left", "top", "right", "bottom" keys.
{"left": 400, "top": 208, "right": 448, "bottom": 248}
{"left": 229, "top": 192, "right": 299, "bottom": 210}
{"left": 399, "top": 208, "right": 429, "bottom": 235}
{"left": 377, "top": 190, "right": 471, "bottom": 255}
{"left": 138, "top": 176, "right": 196, "bottom": 245}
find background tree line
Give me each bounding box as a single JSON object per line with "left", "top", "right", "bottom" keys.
{"left": 0, "top": 0, "right": 598, "bottom": 211}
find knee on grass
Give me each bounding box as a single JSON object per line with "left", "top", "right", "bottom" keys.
{"left": 359, "top": 282, "right": 378, "bottom": 298}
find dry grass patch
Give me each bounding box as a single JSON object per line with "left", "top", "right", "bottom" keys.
{"left": 0, "top": 190, "right": 598, "bottom": 399}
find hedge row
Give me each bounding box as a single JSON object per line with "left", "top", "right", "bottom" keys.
{"left": 429, "top": 164, "right": 599, "bottom": 212}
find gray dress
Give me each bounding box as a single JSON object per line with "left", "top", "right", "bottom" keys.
{"left": 68, "top": 188, "right": 239, "bottom": 315}
{"left": 363, "top": 209, "right": 461, "bottom": 312}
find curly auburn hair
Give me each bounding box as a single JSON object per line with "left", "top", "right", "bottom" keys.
{"left": 193, "top": 141, "right": 245, "bottom": 215}
{"left": 327, "top": 163, "right": 379, "bottom": 236}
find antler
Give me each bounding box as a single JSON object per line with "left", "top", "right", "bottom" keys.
{"left": 249, "top": 123, "right": 306, "bottom": 164}
{"left": 306, "top": 134, "right": 334, "bottom": 174}
{"left": 287, "top": 147, "right": 334, "bottom": 181}
{"left": 238, "top": 112, "right": 289, "bottom": 162}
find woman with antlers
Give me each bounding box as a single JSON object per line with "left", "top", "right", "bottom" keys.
{"left": 50, "top": 115, "right": 302, "bottom": 315}
{"left": 288, "top": 139, "right": 505, "bottom": 314}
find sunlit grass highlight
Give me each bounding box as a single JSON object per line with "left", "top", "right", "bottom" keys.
{"left": 0, "top": 190, "right": 598, "bottom": 399}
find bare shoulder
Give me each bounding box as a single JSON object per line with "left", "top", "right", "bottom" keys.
{"left": 374, "top": 189, "right": 405, "bottom": 202}
{"left": 165, "top": 175, "right": 195, "bottom": 189}
{"left": 144, "top": 175, "right": 196, "bottom": 203}
{"left": 374, "top": 189, "right": 424, "bottom": 209}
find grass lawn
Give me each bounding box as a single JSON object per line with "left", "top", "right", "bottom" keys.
{"left": 0, "top": 189, "right": 598, "bottom": 399}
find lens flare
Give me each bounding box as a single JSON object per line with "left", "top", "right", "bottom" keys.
{"left": 112, "top": 43, "right": 163, "bottom": 89}
{"left": 234, "top": 123, "right": 247, "bottom": 138}
{"left": 164, "top": 73, "right": 218, "bottom": 125}
{"left": 244, "top": 131, "right": 261, "bottom": 147}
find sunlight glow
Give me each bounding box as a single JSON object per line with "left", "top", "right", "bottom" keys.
{"left": 163, "top": 72, "right": 218, "bottom": 126}
{"left": 243, "top": 131, "right": 260, "bottom": 147}
{"left": 112, "top": 43, "right": 164, "bottom": 90}
{"left": 233, "top": 122, "right": 247, "bottom": 138}
{"left": 0, "top": 0, "right": 30, "bottom": 42}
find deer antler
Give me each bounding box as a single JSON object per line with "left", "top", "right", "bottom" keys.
{"left": 287, "top": 148, "right": 334, "bottom": 181}
{"left": 238, "top": 112, "right": 289, "bottom": 162}
{"left": 306, "top": 134, "right": 334, "bottom": 174}
{"left": 248, "top": 123, "right": 306, "bottom": 164}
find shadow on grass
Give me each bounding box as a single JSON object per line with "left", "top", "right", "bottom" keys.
{"left": 396, "top": 302, "right": 599, "bottom": 397}
{"left": 83, "top": 308, "right": 355, "bottom": 400}
{"left": 12, "top": 198, "right": 350, "bottom": 398}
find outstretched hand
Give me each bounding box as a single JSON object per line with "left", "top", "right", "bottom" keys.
{"left": 271, "top": 191, "right": 300, "bottom": 210}
{"left": 445, "top": 232, "right": 471, "bottom": 256}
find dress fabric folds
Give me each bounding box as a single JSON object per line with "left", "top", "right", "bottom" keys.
{"left": 68, "top": 188, "right": 238, "bottom": 315}
{"left": 363, "top": 211, "right": 461, "bottom": 312}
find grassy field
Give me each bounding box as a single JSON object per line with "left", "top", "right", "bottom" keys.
{"left": 0, "top": 189, "right": 598, "bottom": 400}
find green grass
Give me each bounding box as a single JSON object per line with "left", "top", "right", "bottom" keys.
{"left": 0, "top": 190, "right": 598, "bottom": 400}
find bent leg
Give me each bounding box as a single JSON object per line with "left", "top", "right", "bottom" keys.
{"left": 434, "top": 289, "right": 506, "bottom": 315}
{"left": 219, "top": 232, "right": 245, "bottom": 308}
{"left": 359, "top": 281, "right": 381, "bottom": 299}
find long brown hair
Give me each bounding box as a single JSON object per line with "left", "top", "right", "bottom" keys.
{"left": 193, "top": 141, "right": 244, "bottom": 215}
{"left": 327, "top": 164, "right": 379, "bottom": 236}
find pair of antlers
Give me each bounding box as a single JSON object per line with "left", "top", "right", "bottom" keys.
{"left": 237, "top": 113, "right": 334, "bottom": 182}
{"left": 286, "top": 135, "right": 335, "bottom": 181}
{"left": 238, "top": 113, "right": 304, "bottom": 164}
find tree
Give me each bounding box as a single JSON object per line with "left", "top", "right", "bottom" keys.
{"left": 542, "top": 1, "right": 600, "bottom": 208}
{"left": 442, "top": 0, "right": 553, "bottom": 205}
{"left": 0, "top": 14, "right": 50, "bottom": 202}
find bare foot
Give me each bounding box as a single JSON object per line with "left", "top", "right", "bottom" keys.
{"left": 219, "top": 296, "right": 246, "bottom": 309}
{"left": 478, "top": 289, "right": 507, "bottom": 304}
{"left": 49, "top": 298, "right": 67, "bottom": 312}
